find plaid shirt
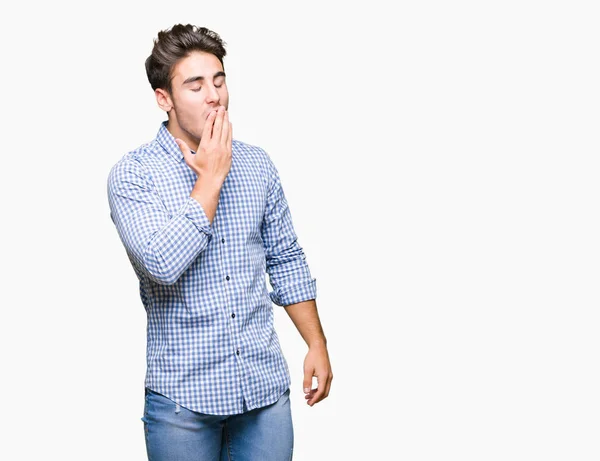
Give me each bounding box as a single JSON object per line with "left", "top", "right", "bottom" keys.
{"left": 107, "top": 122, "right": 317, "bottom": 415}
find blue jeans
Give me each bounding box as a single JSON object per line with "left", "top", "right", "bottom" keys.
{"left": 141, "top": 387, "right": 294, "bottom": 461}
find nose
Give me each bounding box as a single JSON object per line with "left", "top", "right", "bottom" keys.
{"left": 206, "top": 84, "right": 220, "bottom": 105}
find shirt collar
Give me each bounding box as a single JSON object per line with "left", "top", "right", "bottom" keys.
{"left": 156, "top": 121, "right": 185, "bottom": 162}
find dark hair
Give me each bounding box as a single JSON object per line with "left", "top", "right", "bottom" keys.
{"left": 145, "top": 24, "right": 227, "bottom": 93}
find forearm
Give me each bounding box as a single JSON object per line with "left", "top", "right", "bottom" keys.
{"left": 145, "top": 177, "right": 223, "bottom": 282}
{"left": 284, "top": 299, "right": 327, "bottom": 348}
{"left": 144, "top": 178, "right": 223, "bottom": 283}
{"left": 131, "top": 198, "right": 212, "bottom": 285}
{"left": 109, "top": 160, "right": 220, "bottom": 286}
{"left": 190, "top": 176, "right": 224, "bottom": 224}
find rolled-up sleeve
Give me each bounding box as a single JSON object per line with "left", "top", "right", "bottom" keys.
{"left": 261, "top": 154, "right": 316, "bottom": 306}
{"left": 107, "top": 158, "right": 212, "bottom": 285}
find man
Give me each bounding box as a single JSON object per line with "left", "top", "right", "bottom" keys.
{"left": 107, "top": 24, "right": 332, "bottom": 460}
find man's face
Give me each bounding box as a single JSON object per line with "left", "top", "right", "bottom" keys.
{"left": 162, "top": 50, "right": 229, "bottom": 146}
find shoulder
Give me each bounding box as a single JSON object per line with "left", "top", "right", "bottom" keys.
{"left": 107, "top": 141, "right": 159, "bottom": 188}
{"left": 233, "top": 138, "right": 268, "bottom": 159}
{"left": 232, "top": 138, "right": 278, "bottom": 175}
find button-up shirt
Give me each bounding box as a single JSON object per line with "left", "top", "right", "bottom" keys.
{"left": 107, "top": 122, "right": 317, "bottom": 415}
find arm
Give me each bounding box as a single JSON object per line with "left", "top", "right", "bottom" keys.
{"left": 261, "top": 154, "right": 317, "bottom": 306}
{"left": 284, "top": 299, "right": 333, "bottom": 407}
{"left": 177, "top": 106, "right": 232, "bottom": 223}
{"left": 107, "top": 158, "right": 221, "bottom": 285}
{"left": 260, "top": 154, "right": 333, "bottom": 406}
{"left": 108, "top": 107, "right": 231, "bottom": 286}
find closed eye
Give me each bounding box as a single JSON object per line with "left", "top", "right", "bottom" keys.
{"left": 191, "top": 84, "right": 223, "bottom": 92}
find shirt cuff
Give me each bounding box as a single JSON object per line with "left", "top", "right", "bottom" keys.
{"left": 182, "top": 196, "right": 213, "bottom": 238}
{"left": 269, "top": 278, "right": 317, "bottom": 307}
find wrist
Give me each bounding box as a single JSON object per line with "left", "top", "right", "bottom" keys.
{"left": 192, "top": 176, "right": 224, "bottom": 193}
{"left": 308, "top": 338, "right": 327, "bottom": 349}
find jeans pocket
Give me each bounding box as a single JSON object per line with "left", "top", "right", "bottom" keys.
{"left": 142, "top": 387, "right": 152, "bottom": 423}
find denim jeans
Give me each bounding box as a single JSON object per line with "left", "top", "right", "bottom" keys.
{"left": 141, "top": 387, "right": 294, "bottom": 461}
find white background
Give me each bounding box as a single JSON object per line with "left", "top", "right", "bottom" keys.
{"left": 1, "top": 1, "right": 599, "bottom": 459}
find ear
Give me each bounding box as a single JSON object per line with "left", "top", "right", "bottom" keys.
{"left": 155, "top": 88, "right": 173, "bottom": 113}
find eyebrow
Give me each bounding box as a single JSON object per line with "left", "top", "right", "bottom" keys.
{"left": 182, "top": 71, "right": 226, "bottom": 85}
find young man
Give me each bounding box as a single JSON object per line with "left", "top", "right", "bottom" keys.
{"left": 107, "top": 24, "right": 332, "bottom": 460}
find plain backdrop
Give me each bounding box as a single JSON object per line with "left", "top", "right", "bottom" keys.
{"left": 1, "top": 1, "right": 599, "bottom": 459}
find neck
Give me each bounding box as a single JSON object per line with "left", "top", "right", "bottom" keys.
{"left": 167, "top": 118, "right": 200, "bottom": 152}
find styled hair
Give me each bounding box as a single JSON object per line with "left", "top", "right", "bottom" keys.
{"left": 145, "top": 24, "right": 227, "bottom": 93}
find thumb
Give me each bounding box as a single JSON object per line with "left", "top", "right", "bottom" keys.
{"left": 303, "top": 370, "right": 313, "bottom": 394}
{"left": 175, "top": 138, "right": 192, "bottom": 162}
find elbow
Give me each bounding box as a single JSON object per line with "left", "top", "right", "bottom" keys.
{"left": 268, "top": 278, "right": 317, "bottom": 307}
{"left": 141, "top": 247, "right": 183, "bottom": 286}
{"left": 146, "top": 269, "right": 180, "bottom": 286}
{"left": 265, "top": 246, "right": 306, "bottom": 268}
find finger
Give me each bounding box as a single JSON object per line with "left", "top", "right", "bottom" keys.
{"left": 308, "top": 379, "right": 326, "bottom": 406}
{"left": 318, "top": 377, "right": 332, "bottom": 402}
{"left": 227, "top": 122, "right": 232, "bottom": 150}
{"left": 308, "top": 373, "right": 332, "bottom": 406}
{"left": 324, "top": 373, "right": 333, "bottom": 399}
{"left": 211, "top": 106, "right": 225, "bottom": 141}
{"left": 220, "top": 110, "right": 229, "bottom": 145}
{"left": 201, "top": 110, "right": 217, "bottom": 144}
{"left": 303, "top": 370, "right": 313, "bottom": 395}
{"left": 175, "top": 138, "right": 193, "bottom": 164}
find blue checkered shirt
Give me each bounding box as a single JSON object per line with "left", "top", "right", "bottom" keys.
{"left": 107, "top": 122, "right": 317, "bottom": 415}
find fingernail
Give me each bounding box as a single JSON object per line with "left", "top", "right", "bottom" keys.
{"left": 304, "top": 388, "right": 310, "bottom": 393}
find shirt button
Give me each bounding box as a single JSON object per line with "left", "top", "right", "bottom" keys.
{"left": 236, "top": 349, "right": 240, "bottom": 355}
{"left": 226, "top": 275, "right": 230, "bottom": 281}
{"left": 231, "top": 313, "right": 235, "bottom": 318}
{"left": 221, "top": 238, "right": 225, "bottom": 244}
